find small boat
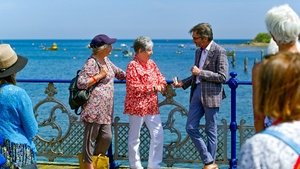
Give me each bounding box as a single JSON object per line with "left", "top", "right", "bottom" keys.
{"left": 114, "top": 43, "right": 133, "bottom": 57}
{"left": 120, "top": 43, "right": 127, "bottom": 47}
{"left": 113, "top": 43, "right": 128, "bottom": 51}
{"left": 122, "top": 50, "right": 133, "bottom": 57}
{"left": 176, "top": 50, "right": 183, "bottom": 54}
{"left": 42, "top": 43, "right": 58, "bottom": 50}
{"left": 178, "top": 44, "right": 185, "bottom": 48}
{"left": 46, "top": 43, "right": 58, "bottom": 51}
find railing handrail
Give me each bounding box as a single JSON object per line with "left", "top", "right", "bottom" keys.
{"left": 17, "top": 78, "right": 251, "bottom": 85}
{"left": 13, "top": 72, "right": 251, "bottom": 169}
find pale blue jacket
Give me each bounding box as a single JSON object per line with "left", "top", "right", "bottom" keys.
{"left": 0, "top": 83, "right": 38, "bottom": 151}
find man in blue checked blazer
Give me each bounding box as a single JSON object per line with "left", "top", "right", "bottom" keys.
{"left": 173, "top": 23, "right": 228, "bottom": 169}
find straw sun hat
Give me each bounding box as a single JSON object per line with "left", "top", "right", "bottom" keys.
{"left": 0, "top": 44, "right": 28, "bottom": 78}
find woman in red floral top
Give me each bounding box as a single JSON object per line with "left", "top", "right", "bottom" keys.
{"left": 124, "top": 36, "right": 166, "bottom": 169}
{"left": 77, "top": 34, "right": 125, "bottom": 169}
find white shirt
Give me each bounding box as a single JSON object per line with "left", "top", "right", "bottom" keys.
{"left": 196, "top": 41, "right": 212, "bottom": 84}
{"left": 239, "top": 121, "right": 300, "bottom": 169}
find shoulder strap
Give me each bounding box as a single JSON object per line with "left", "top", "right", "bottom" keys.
{"left": 262, "top": 129, "right": 300, "bottom": 154}
{"left": 91, "top": 56, "right": 101, "bottom": 70}
{"left": 89, "top": 57, "right": 102, "bottom": 92}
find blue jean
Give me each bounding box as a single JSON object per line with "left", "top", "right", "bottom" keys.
{"left": 186, "top": 84, "right": 218, "bottom": 164}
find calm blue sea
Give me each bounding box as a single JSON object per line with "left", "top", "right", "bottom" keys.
{"left": 2, "top": 39, "right": 266, "bottom": 124}
{"left": 1, "top": 39, "right": 266, "bottom": 167}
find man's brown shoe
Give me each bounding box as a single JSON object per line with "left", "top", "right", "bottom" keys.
{"left": 203, "top": 163, "right": 218, "bottom": 169}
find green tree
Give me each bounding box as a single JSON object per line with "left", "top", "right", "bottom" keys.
{"left": 253, "top": 33, "right": 271, "bottom": 43}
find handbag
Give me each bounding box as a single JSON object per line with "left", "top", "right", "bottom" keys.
{"left": 78, "top": 153, "right": 109, "bottom": 169}
{"left": 68, "top": 57, "right": 101, "bottom": 115}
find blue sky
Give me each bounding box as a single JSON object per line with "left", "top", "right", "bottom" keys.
{"left": 1, "top": 0, "right": 299, "bottom": 39}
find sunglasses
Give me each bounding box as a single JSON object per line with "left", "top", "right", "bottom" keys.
{"left": 192, "top": 36, "right": 201, "bottom": 40}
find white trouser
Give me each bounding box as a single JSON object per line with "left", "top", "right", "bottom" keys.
{"left": 128, "top": 114, "right": 164, "bottom": 169}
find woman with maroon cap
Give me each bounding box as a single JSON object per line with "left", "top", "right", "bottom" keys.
{"left": 77, "top": 34, "right": 126, "bottom": 169}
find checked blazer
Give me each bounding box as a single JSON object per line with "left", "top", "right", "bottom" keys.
{"left": 181, "top": 41, "right": 228, "bottom": 108}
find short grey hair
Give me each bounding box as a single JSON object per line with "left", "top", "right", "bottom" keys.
{"left": 265, "top": 4, "right": 300, "bottom": 45}
{"left": 133, "top": 36, "right": 153, "bottom": 53}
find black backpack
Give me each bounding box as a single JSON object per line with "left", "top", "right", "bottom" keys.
{"left": 68, "top": 58, "right": 100, "bottom": 115}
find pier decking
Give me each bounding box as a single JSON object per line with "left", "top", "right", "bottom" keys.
{"left": 37, "top": 162, "right": 78, "bottom": 169}
{"left": 37, "top": 162, "right": 191, "bottom": 169}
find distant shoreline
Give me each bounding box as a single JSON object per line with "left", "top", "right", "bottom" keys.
{"left": 240, "top": 42, "right": 269, "bottom": 47}
{"left": 1, "top": 39, "right": 269, "bottom": 47}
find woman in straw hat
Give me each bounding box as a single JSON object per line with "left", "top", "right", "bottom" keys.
{"left": 0, "top": 44, "right": 38, "bottom": 168}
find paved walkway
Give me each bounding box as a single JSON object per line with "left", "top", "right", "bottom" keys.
{"left": 37, "top": 162, "right": 191, "bottom": 169}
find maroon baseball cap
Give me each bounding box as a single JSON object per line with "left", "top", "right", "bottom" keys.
{"left": 89, "top": 34, "right": 117, "bottom": 48}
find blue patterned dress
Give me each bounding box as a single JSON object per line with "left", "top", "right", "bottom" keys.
{"left": 0, "top": 83, "right": 38, "bottom": 168}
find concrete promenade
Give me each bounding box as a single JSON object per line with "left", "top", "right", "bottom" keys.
{"left": 37, "top": 162, "right": 191, "bottom": 169}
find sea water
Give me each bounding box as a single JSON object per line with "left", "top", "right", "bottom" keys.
{"left": 4, "top": 39, "right": 265, "bottom": 124}
{"left": 1, "top": 39, "right": 267, "bottom": 168}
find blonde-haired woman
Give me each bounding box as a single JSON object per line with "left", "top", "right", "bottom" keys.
{"left": 240, "top": 52, "right": 300, "bottom": 168}
{"left": 78, "top": 34, "right": 126, "bottom": 169}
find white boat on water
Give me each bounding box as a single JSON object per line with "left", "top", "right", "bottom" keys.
{"left": 113, "top": 43, "right": 133, "bottom": 57}
{"left": 120, "top": 43, "right": 127, "bottom": 47}
{"left": 122, "top": 50, "right": 133, "bottom": 57}
{"left": 113, "top": 43, "right": 129, "bottom": 51}
{"left": 178, "top": 44, "right": 185, "bottom": 48}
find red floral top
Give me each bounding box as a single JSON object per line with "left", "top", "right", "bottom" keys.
{"left": 124, "top": 56, "right": 166, "bottom": 116}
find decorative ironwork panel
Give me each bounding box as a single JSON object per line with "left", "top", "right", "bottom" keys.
{"left": 114, "top": 85, "right": 228, "bottom": 167}
{"left": 33, "top": 83, "right": 83, "bottom": 161}
{"left": 113, "top": 117, "right": 228, "bottom": 166}
{"left": 238, "top": 119, "right": 255, "bottom": 146}
{"left": 31, "top": 82, "right": 247, "bottom": 167}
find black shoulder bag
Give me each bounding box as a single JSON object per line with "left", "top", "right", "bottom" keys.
{"left": 68, "top": 57, "right": 101, "bottom": 115}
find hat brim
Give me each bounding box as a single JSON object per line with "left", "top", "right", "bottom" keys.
{"left": 0, "top": 55, "right": 28, "bottom": 78}
{"left": 106, "top": 38, "right": 117, "bottom": 45}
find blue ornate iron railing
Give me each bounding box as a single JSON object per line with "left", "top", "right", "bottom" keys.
{"left": 227, "top": 72, "right": 252, "bottom": 169}
{"left": 0, "top": 72, "right": 254, "bottom": 168}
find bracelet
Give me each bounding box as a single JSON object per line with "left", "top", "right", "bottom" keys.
{"left": 91, "top": 76, "right": 97, "bottom": 83}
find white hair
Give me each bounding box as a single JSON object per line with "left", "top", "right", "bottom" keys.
{"left": 133, "top": 36, "right": 153, "bottom": 53}
{"left": 265, "top": 4, "right": 300, "bottom": 45}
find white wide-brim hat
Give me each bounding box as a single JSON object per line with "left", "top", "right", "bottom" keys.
{"left": 0, "top": 44, "right": 28, "bottom": 78}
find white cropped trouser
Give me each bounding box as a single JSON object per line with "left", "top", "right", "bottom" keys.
{"left": 128, "top": 114, "right": 164, "bottom": 169}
